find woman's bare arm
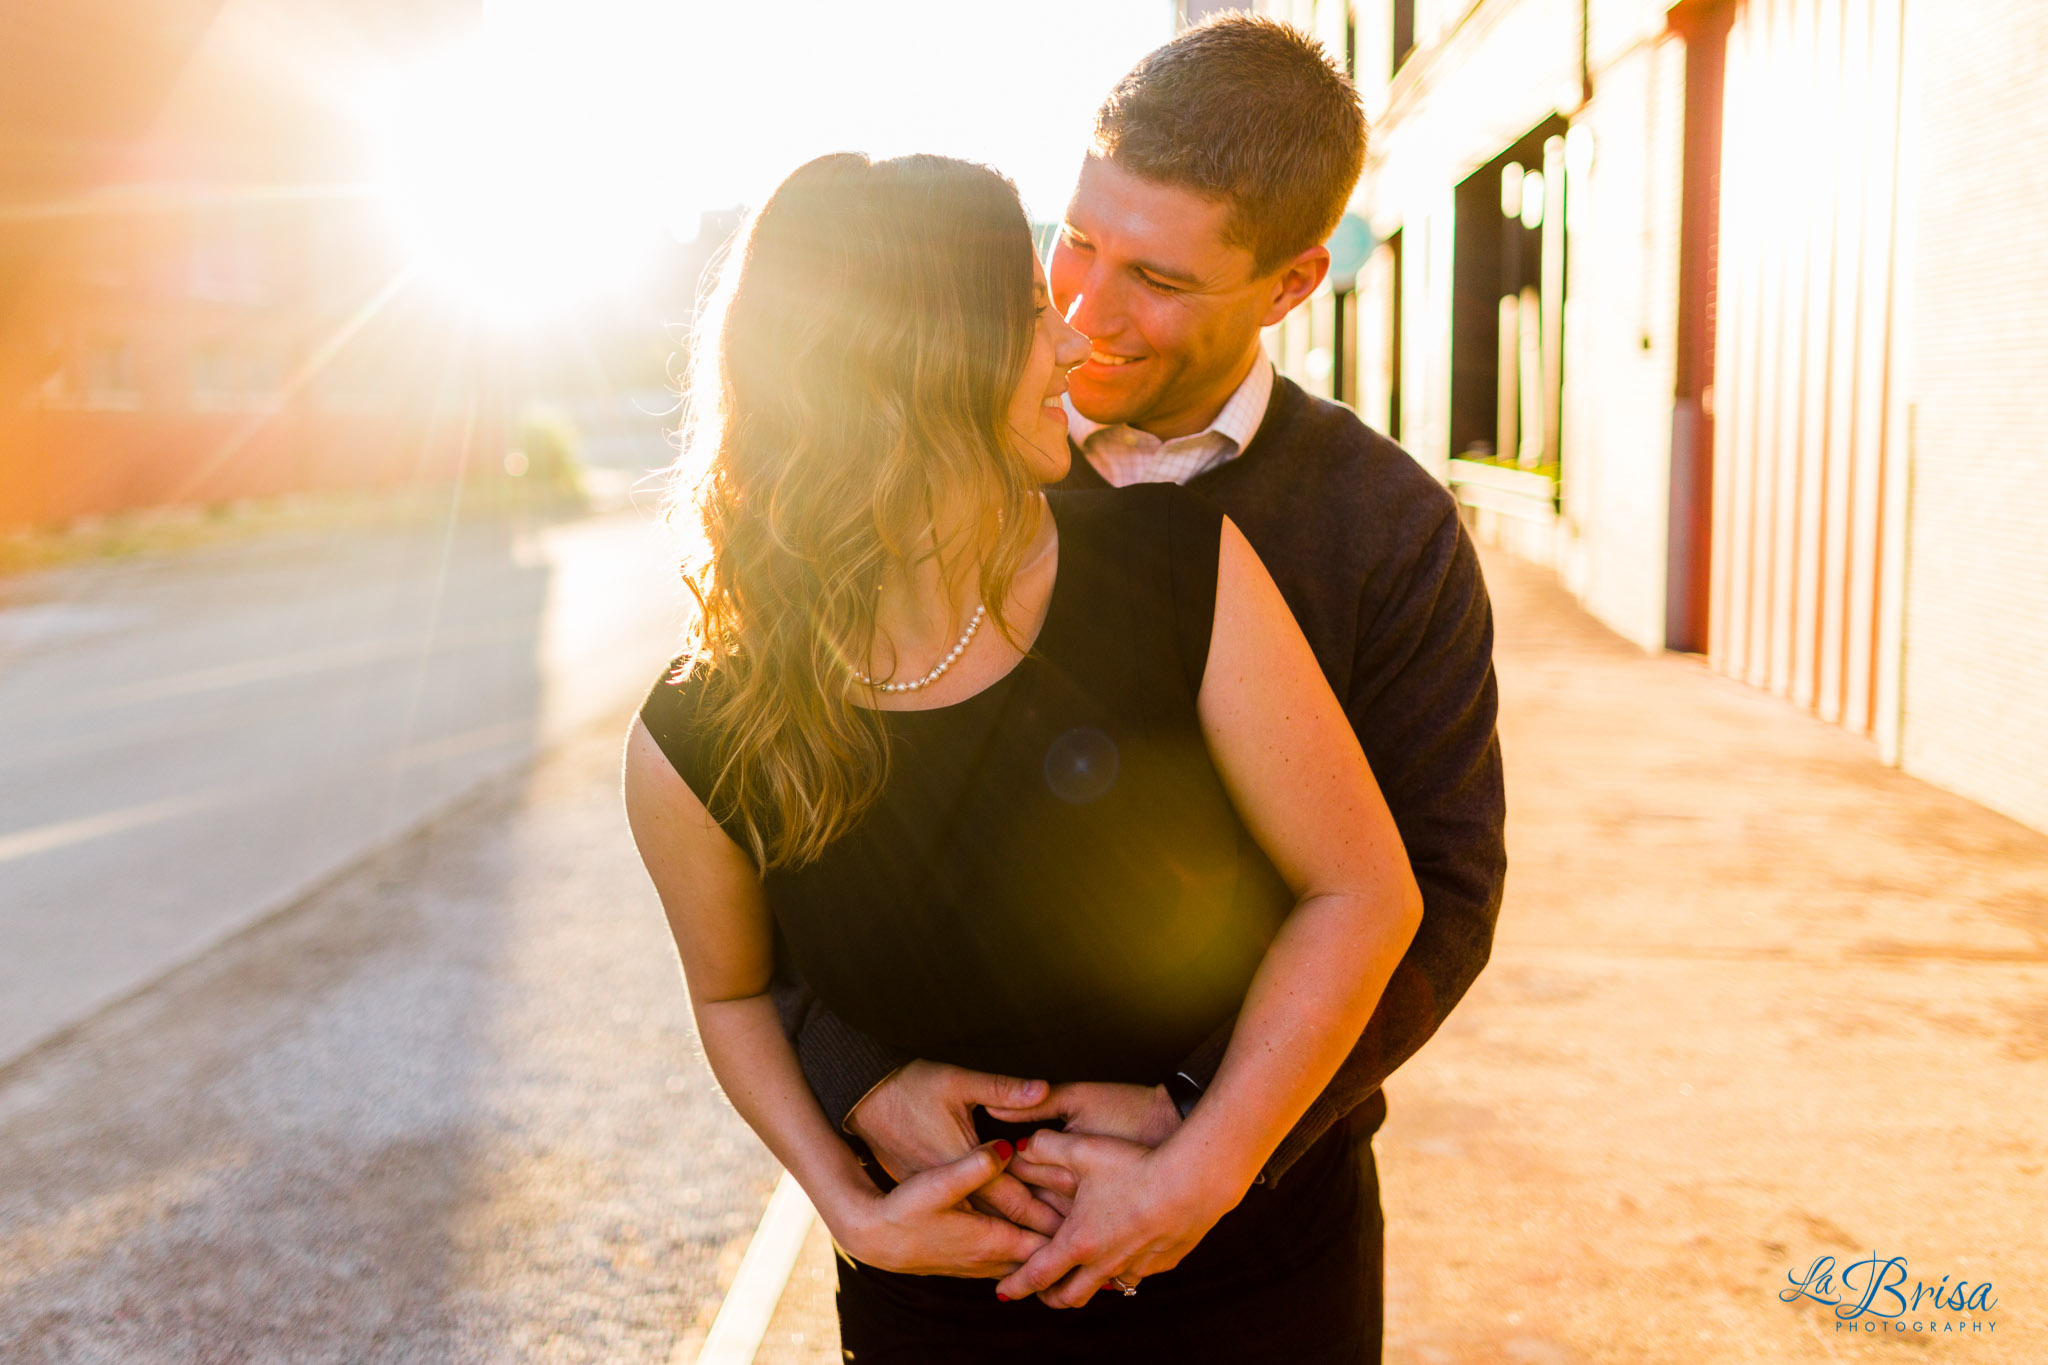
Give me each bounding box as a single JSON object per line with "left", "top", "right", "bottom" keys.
{"left": 622, "top": 718, "right": 1046, "bottom": 1278}
{"left": 1170, "top": 515, "right": 1425, "bottom": 1184}
{"left": 995, "top": 516, "right": 1423, "bottom": 1306}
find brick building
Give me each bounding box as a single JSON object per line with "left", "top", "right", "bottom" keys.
{"left": 0, "top": 0, "right": 500, "bottom": 533}
{"left": 1248, "top": 0, "right": 2048, "bottom": 837}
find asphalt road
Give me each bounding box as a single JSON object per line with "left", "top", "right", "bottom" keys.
{"left": 0, "top": 717, "right": 778, "bottom": 1363}
{"left": 0, "top": 505, "right": 686, "bottom": 1065}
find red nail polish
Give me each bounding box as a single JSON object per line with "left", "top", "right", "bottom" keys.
{"left": 996, "top": 1291, "right": 1011, "bottom": 1302}
{"left": 1014, "top": 1135, "right": 1030, "bottom": 1153}
{"left": 992, "top": 1139, "right": 1013, "bottom": 1161}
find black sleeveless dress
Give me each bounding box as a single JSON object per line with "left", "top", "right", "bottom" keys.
{"left": 640, "top": 484, "right": 1371, "bottom": 1364}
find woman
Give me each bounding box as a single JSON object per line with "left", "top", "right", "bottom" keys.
{"left": 624, "top": 152, "right": 1421, "bottom": 1363}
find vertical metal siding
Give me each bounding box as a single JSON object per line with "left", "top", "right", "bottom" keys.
{"left": 1709, "top": 0, "right": 1905, "bottom": 734}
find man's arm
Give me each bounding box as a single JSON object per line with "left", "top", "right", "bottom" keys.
{"left": 768, "top": 943, "right": 912, "bottom": 1135}
{"left": 1172, "top": 502, "right": 1507, "bottom": 1184}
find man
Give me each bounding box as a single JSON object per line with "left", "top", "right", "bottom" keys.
{"left": 773, "top": 13, "right": 1506, "bottom": 1351}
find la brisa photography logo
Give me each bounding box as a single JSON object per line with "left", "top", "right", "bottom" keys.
{"left": 1782, "top": 1251, "right": 1999, "bottom": 1336}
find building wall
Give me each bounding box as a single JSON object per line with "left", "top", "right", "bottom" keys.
{"left": 1353, "top": 230, "right": 1400, "bottom": 435}
{"left": 1359, "top": 0, "right": 1590, "bottom": 487}
{"left": 0, "top": 188, "right": 495, "bottom": 528}
{"left": 1260, "top": 0, "right": 1365, "bottom": 412}
{"left": 1557, "top": 33, "right": 1685, "bottom": 647}
{"left": 1260, "top": 0, "right": 2048, "bottom": 836}
{"left": 1894, "top": 0, "right": 2048, "bottom": 833}
{"left": 1341, "top": 0, "right": 1683, "bottom": 647}
{"left": 1706, "top": 0, "right": 1909, "bottom": 738}
{"left": 0, "top": 0, "right": 491, "bottom": 532}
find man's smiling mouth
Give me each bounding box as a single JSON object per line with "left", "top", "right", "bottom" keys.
{"left": 1087, "top": 350, "right": 1141, "bottom": 367}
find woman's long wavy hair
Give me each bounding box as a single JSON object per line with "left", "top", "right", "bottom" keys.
{"left": 666, "top": 153, "right": 1044, "bottom": 871}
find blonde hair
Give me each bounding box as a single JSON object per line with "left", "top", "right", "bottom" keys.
{"left": 666, "top": 153, "right": 1044, "bottom": 870}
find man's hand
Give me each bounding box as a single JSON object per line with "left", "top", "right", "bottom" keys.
{"left": 983, "top": 1081, "right": 1183, "bottom": 1212}
{"left": 983, "top": 1080, "right": 1182, "bottom": 1144}
{"left": 844, "top": 1060, "right": 1064, "bottom": 1237}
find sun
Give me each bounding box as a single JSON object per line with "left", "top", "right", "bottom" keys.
{"left": 362, "top": 27, "right": 673, "bottom": 323}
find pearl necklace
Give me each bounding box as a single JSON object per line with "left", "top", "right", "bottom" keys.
{"left": 849, "top": 604, "right": 987, "bottom": 693}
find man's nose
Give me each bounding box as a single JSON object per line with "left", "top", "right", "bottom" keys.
{"left": 1063, "top": 269, "right": 1122, "bottom": 344}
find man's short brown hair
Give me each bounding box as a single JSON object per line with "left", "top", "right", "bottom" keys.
{"left": 1091, "top": 12, "right": 1366, "bottom": 274}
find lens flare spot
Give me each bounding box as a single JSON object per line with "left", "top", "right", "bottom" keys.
{"left": 1044, "top": 728, "right": 1119, "bottom": 803}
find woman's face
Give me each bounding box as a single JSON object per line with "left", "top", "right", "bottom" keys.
{"left": 1006, "top": 255, "right": 1091, "bottom": 484}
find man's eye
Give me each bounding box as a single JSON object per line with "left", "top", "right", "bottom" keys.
{"left": 1141, "top": 275, "right": 1182, "bottom": 294}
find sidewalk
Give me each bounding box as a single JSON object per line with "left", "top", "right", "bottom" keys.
{"left": 746, "top": 545, "right": 2048, "bottom": 1364}
{"left": 1378, "top": 545, "right": 2045, "bottom": 1363}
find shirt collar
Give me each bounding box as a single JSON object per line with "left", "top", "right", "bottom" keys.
{"left": 1063, "top": 352, "right": 1274, "bottom": 455}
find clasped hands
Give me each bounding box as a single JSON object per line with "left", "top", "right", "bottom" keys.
{"left": 828, "top": 1059, "right": 1238, "bottom": 1309}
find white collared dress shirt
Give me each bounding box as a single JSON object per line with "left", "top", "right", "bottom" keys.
{"left": 1063, "top": 354, "right": 1274, "bottom": 488}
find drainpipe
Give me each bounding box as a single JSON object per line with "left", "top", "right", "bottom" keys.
{"left": 1580, "top": 0, "right": 1594, "bottom": 107}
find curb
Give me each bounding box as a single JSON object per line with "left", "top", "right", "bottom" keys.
{"left": 683, "top": 1170, "right": 818, "bottom": 1365}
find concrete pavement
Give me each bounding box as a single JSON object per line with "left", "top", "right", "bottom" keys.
{"left": 1375, "top": 546, "right": 2046, "bottom": 1363}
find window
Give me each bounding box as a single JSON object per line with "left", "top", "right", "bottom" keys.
{"left": 190, "top": 343, "right": 237, "bottom": 410}
{"left": 83, "top": 341, "right": 141, "bottom": 411}
{"left": 191, "top": 342, "right": 286, "bottom": 411}
{"left": 243, "top": 347, "right": 282, "bottom": 404}
{"left": 189, "top": 205, "right": 268, "bottom": 304}
{"left": 30, "top": 330, "right": 77, "bottom": 409}
{"left": 1448, "top": 117, "right": 1570, "bottom": 473}
{"left": 76, "top": 221, "right": 136, "bottom": 290}
{"left": 314, "top": 345, "right": 396, "bottom": 414}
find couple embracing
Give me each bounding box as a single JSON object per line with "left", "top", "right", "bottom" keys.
{"left": 625, "top": 14, "right": 1507, "bottom": 1363}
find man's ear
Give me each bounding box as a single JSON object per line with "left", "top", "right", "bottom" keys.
{"left": 1258, "top": 245, "right": 1332, "bottom": 328}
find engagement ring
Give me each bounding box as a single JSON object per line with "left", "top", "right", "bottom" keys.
{"left": 1110, "top": 1277, "right": 1138, "bottom": 1297}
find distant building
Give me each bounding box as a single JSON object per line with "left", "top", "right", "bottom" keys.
{"left": 1243, "top": 0, "right": 2048, "bottom": 837}
{"left": 0, "top": 0, "right": 716, "bottom": 533}
{"left": 0, "top": 0, "right": 514, "bottom": 531}
{"left": 1177, "top": 1, "right": 1252, "bottom": 27}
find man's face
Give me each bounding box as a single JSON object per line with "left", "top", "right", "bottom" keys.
{"left": 1049, "top": 156, "right": 1316, "bottom": 440}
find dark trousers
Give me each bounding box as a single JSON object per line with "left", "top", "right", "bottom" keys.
{"left": 1355, "top": 1123, "right": 1386, "bottom": 1364}
{"left": 1349, "top": 1087, "right": 1390, "bottom": 1363}
{"left": 838, "top": 1118, "right": 1376, "bottom": 1363}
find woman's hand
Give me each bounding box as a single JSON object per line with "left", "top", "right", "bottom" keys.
{"left": 990, "top": 1129, "right": 1245, "bottom": 1308}
{"left": 824, "top": 1139, "right": 1051, "bottom": 1279}
{"left": 983, "top": 1080, "right": 1182, "bottom": 1215}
